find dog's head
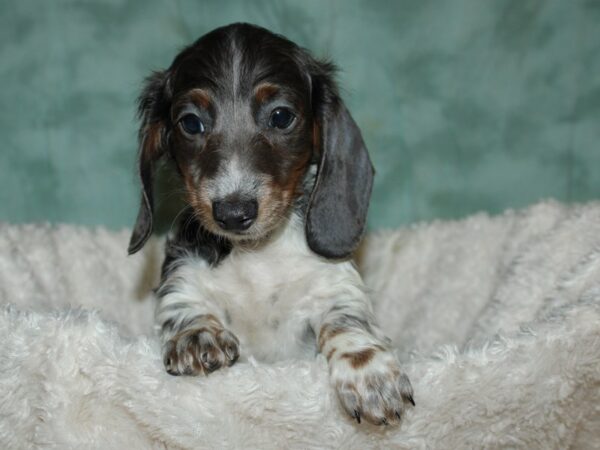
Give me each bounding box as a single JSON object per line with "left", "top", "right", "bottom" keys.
{"left": 128, "top": 23, "right": 374, "bottom": 259}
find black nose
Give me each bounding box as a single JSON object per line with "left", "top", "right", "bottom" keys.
{"left": 212, "top": 199, "right": 258, "bottom": 232}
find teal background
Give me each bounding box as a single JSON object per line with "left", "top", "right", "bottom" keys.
{"left": 1, "top": 0, "right": 599, "bottom": 231}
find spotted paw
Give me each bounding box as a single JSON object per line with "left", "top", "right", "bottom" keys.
{"left": 163, "top": 326, "right": 240, "bottom": 376}
{"left": 329, "top": 345, "right": 414, "bottom": 425}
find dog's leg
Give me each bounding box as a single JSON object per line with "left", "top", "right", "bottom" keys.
{"left": 155, "top": 261, "right": 239, "bottom": 376}
{"left": 316, "top": 292, "right": 414, "bottom": 425}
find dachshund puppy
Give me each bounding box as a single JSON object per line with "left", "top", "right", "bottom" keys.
{"left": 128, "top": 23, "right": 414, "bottom": 425}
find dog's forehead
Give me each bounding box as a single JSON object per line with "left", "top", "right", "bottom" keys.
{"left": 170, "top": 24, "right": 308, "bottom": 99}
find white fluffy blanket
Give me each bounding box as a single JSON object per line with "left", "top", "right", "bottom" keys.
{"left": 1, "top": 200, "right": 599, "bottom": 449}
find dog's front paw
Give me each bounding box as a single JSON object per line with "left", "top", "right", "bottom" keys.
{"left": 163, "top": 327, "right": 240, "bottom": 376}
{"left": 329, "top": 345, "right": 414, "bottom": 425}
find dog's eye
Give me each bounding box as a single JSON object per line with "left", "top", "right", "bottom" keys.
{"left": 179, "top": 114, "right": 205, "bottom": 135}
{"left": 269, "top": 108, "right": 295, "bottom": 129}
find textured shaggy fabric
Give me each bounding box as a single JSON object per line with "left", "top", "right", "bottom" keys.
{"left": 1, "top": 200, "right": 599, "bottom": 449}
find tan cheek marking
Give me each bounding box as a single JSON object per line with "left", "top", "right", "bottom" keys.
{"left": 261, "top": 151, "right": 311, "bottom": 223}
{"left": 175, "top": 150, "right": 247, "bottom": 236}
{"left": 194, "top": 200, "right": 214, "bottom": 230}
{"left": 253, "top": 177, "right": 306, "bottom": 236}
{"left": 280, "top": 156, "right": 310, "bottom": 199}
{"left": 256, "top": 180, "right": 284, "bottom": 223}
{"left": 181, "top": 168, "right": 195, "bottom": 192}
{"left": 183, "top": 177, "right": 215, "bottom": 230}
{"left": 341, "top": 348, "right": 376, "bottom": 369}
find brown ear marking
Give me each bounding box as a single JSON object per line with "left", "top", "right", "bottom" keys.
{"left": 141, "top": 123, "right": 164, "bottom": 161}
{"left": 127, "top": 121, "right": 165, "bottom": 255}
{"left": 278, "top": 152, "right": 312, "bottom": 202}
{"left": 128, "top": 70, "right": 171, "bottom": 255}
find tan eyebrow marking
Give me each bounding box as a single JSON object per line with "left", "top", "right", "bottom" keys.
{"left": 188, "top": 88, "right": 212, "bottom": 109}
{"left": 171, "top": 88, "right": 213, "bottom": 122}
{"left": 254, "top": 83, "right": 280, "bottom": 103}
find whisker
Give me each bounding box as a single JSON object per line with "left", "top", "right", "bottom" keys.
{"left": 168, "top": 205, "right": 193, "bottom": 237}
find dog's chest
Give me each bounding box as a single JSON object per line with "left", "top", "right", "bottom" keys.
{"left": 205, "top": 223, "right": 326, "bottom": 361}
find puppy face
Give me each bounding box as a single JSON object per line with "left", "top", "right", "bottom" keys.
{"left": 166, "top": 27, "right": 314, "bottom": 240}
{"left": 129, "top": 23, "right": 374, "bottom": 259}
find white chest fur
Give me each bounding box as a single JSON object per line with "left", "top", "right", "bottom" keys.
{"left": 177, "top": 215, "right": 363, "bottom": 362}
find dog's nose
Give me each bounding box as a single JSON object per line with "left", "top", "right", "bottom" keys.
{"left": 212, "top": 199, "right": 258, "bottom": 232}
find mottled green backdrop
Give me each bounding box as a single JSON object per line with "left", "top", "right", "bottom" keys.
{"left": 1, "top": 0, "right": 599, "bottom": 231}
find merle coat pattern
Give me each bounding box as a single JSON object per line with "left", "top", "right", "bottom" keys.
{"left": 128, "top": 23, "right": 414, "bottom": 425}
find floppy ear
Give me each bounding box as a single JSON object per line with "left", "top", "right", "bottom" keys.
{"left": 305, "top": 63, "right": 375, "bottom": 259}
{"left": 128, "top": 71, "right": 170, "bottom": 255}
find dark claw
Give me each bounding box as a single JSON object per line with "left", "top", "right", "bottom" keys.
{"left": 204, "top": 362, "right": 218, "bottom": 373}
{"left": 395, "top": 411, "right": 402, "bottom": 421}
{"left": 353, "top": 410, "right": 361, "bottom": 424}
{"left": 406, "top": 394, "right": 416, "bottom": 407}
{"left": 224, "top": 346, "right": 237, "bottom": 361}
{"left": 381, "top": 418, "right": 388, "bottom": 426}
